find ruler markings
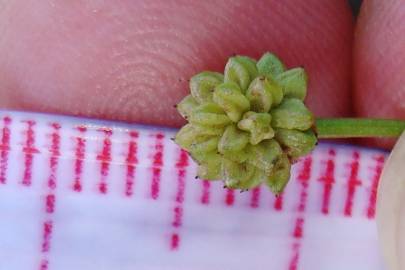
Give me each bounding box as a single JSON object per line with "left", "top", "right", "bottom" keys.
{"left": 96, "top": 128, "right": 113, "bottom": 194}
{"left": 170, "top": 149, "right": 189, "bottom": 250}
{"left": 288, "top": 156, "right": 313, "bottom": 270}
{"left": 200, "top": 180, "right": 211, "bottom": 205}
{"left": 367, "top": 155, "right": 385, "bottom": 219}
{"left": 274, "top": 194, "right": 283, "bottom": 211}
{"left": 72, "top": 126, "right": 87, "bottom": 192}
{"left": 0, "top": 116, "right": 11, "bottom": 184}
{"left": 344, "top": 151, "right": 362, "bottom": 217}
{"left": 150, "top": 132, "right": 164, "bottom": 200}
{"left": 21, "top": 120, "right": 39, "bottom": 186}
{"left": 225, "top": 188, "right": 235, "bottom": 206}
{"left": 250, "top": 187, "right": 261, "bottom": 209}
{"left": 39, "top": 123, "right": 61, "bottom": 270}
{"left": 125, "top": 131, "right": 139, "bottom": 197}
{"left": 318, "top": 149, "right": 336, "bottom": 215}
{"left": 0, "top": 115, "right": 387, "bottom": 220}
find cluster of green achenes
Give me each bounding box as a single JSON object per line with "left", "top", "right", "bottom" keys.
{"left": 174, "top": 52, "right": 317, "bottom": 194}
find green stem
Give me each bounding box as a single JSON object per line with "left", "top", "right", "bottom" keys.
{"left": 315, "top": 118, "right": 405, "bottom": 139}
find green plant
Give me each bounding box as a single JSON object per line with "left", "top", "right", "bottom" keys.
{"left": 174, "top": 52, "right": 405, "bottom": 194}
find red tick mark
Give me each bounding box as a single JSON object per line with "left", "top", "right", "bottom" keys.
{"left": 170, "top": 233, "right": 180, "bottom": 250}
{"left": 250, "top": 187, "right": 261, "bottom": 208}
{"left": 170, "top": 149, "right": 189, "bottom": 250}
{"left": 21, "top": 120, "right": 39, "bottom": 186}
{"left": 125, "top": 131, "right": 139, "bottom": 197}
{"left": 0, "top": 116, "right": 11, "bottom": 184}
{"left": 201, "top": 180, "right": 211, "bottom": 205}
{"left": 318, "top": 149, "right": 336, "bottom": 214}
{"left": 289, "top": 242, "right": 300, "bottom": 270}
{"left": 225, "top": 188, "right": 235, "bottom": 206}
{"left": 38, "top": 123, "right": 61, "bottom": 270}
{"left": 274, "top": 194, "right": 283, "bottom": 211}
{"left": 344, "top": 152, "right": 362, "bottom": 217}
{"left": 367, "top": 155, "right": 385, "bottom": 219}
{"left": 73, "top": 126, "right": 87, "bottom": 192}
{"left": 150, "top": 133, "right": 164, "bottom": 200}
{"left": 96, "top": 128, "right": 112, "bottom": 194}
{"left": 288, "top": 156, "right": 312, "bottom": 270}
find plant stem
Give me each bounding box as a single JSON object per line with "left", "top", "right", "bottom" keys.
{"left": 315, "top": 118, "right": 405, "bottom": 139}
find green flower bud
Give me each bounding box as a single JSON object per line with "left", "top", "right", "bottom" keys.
{"left": 190, "top": 71, "right": 224, "bottom": 103}
{"left": 213, "top": 82, "right": 250, "bottom": 122}
{"left": 276, "top": 67, "right": 308, "bottom": 100}
{"left": 266, "top": 154, "right": 291, "bottom": 194}
{"left": 257, "top": 52, "right": 286, "bottom": 78}
{"left": 266, "top": 77, "right": 284, "bottom": 106}
{"left": 188, "top": 123, "right": 225, "bottom": 136}
{"left": 232, "top": 166, "right": 267, "bottom": 190}
{"left": 197, "top": 162, "right": 222, "bottom": 180}
{"left": 224, "top": 56, "right": 258, "bottom": 92}
{"left": 246, "top": 139, "right": 282, "bottom": 175}
{"left": 218, "top": 125, "right": 249, "bottom": 154}
{"left": 189, "top": 136, "right": 220, "bottom": 154}
{"left": 189, "top": 103, "right": 231, "bottom": 127}
{"left": 222, "top": 159, "right": 256, "bottom": 189}
{"left": 192, "top": 152, "right": 223, "bottom": 180}
{"left": 245, "top": 77, "right": 273, "bottom": 113}
{"left": 175, "top": 124, "right": 219, "bottom": 153}
{"left": 275, "top": 129, "right": 317, "bottom": 159}
{"left": 176, "top": 95, "right": 198, "bottom": 119}
{"left": 174, "top": 52, "right": 317, "bottom": 194}
{"left": 222, "top": 149, "right": 250, "bottom": 164}
{"left": 271, "top": 98, "right": 314, "bottom": 130}
{"left": 238, "top": 111, "right": 274, "bottom": 145}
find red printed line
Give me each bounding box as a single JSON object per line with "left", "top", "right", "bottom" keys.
{"left": 170, "top": 233, "right": 180, "bottom": 250}
{"left": 96, "top": 128, "right": 112, "bottom": 194}
{"left": 38, "top": 123, "right": 61, "bottom": 270}
{"left": 73, "top": 126, "right": 87, "bottom": 192}
{"left": 0, "top": 116, "right": 11, "bottom": 184}
{"left": 318, "top": 149, "right": 336, "bottom": 214}
{"left": 293, "top": 218, "right": 304, "bottom": 238}
{"left": 288, "top": 156, "right": 312, "bottom": 270}
{"left": 367, "top": 155, "right": 385, "bottom": 219}
{"left": 125, "top": 131, "right": 139, "bottom": 197}
{"left": 250, "top": 187, "right": 261, "bottom": 208}
{"left": 289, "top": 242, "right": 300, "bottom": 270}
{"left": 150, "top": 133, "right": 164, "bottom": 200}
{"left": 274, "top": 194, "right": 283, "bottom": 211}
{"left": 21, "top": 120, "right": 39, "bottom": 186}
{"left": 170, "top": 149, "right": 189, "bottom": 250}
{"left": 225, "top": 188, "right": 235, "bottom": 206}
{"left": 171, "top": 170, "right": 186, "bottom": 228}
{"left": 201, "top": 180, "right": 211, "bottom": 205}
{"left": 41, "top": 220, "right": 53, "bottom": 252}
{"left": 151, "top": 168, "right": 161, "bottom": 200}
{"left": 39, "top": 258, "right": 49, "bottom": 270}
{"left": 344, "top": 152, "right": 362, "bottom": 217}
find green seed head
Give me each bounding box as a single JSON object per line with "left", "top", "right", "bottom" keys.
{"left": 174, "top": 52, "right": 316, "bottom": 194}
